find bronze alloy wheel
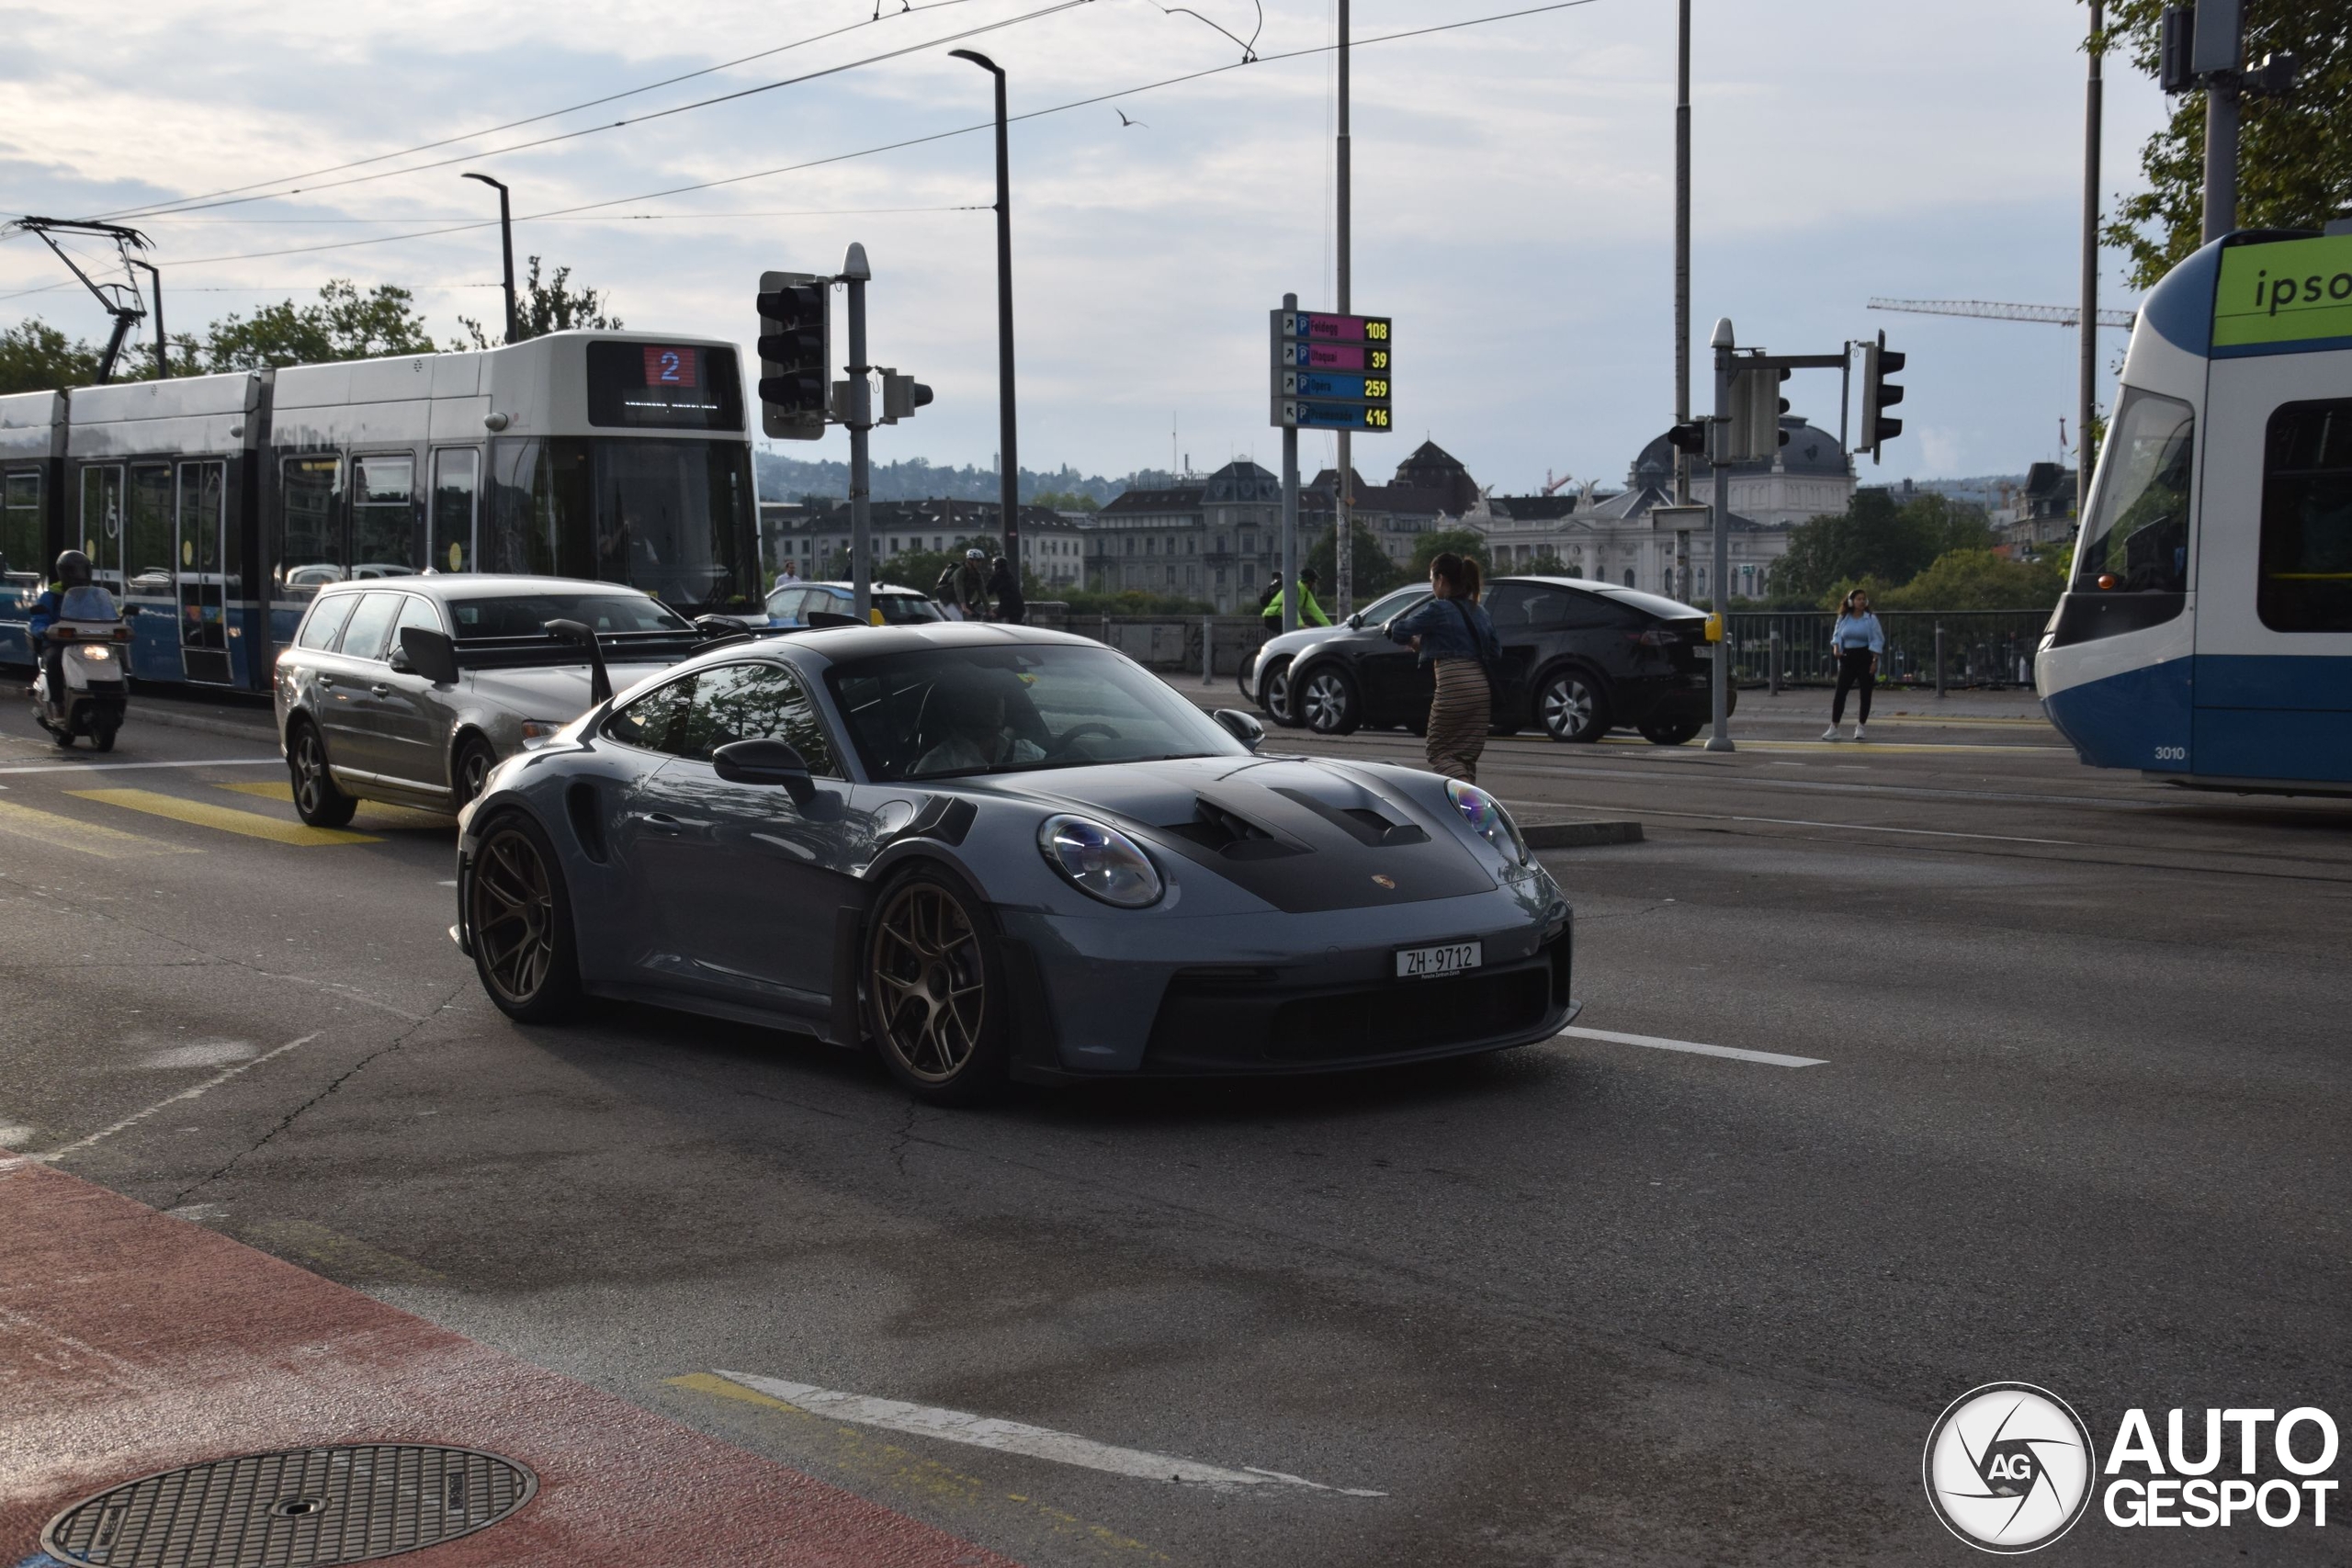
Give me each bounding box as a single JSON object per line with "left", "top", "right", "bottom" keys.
{"left": 867, "top": 878, "right": 991, "bottom": 1088}
{"left": 470, "top": 826, "right": 560, "bottom": 1008}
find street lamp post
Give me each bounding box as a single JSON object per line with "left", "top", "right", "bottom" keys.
{"left": 460, "top": 173, "right": 519, "bottom": 344}
{"left": 949, "top": 48, "right": 1022, "bottom": 585}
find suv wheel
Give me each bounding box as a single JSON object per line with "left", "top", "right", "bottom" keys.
{"left": 1299, "top": 666, "right": 1362, "bottom": 735}
{"left": 1261, "top": 657, "right": 1302, "bottom": 728}
{"left": 1537, "top": 670, "right": 1610, "bottom": 743}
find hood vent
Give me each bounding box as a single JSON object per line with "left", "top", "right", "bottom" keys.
{"left": 1272, "top": 786, "right": 1429, "bottom": 848}
{"left": 1161, "top": 798, "right": 1303, "bottom": 861}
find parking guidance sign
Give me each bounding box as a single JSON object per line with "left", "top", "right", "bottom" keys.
{"left": 1271, "top": 310, "right": 1393, "bottom": 431}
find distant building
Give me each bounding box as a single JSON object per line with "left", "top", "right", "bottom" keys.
{"left": 767, "top": 499, "right": 1085, "bottom": 587}
{"left": 1993, "top": 462, "right": 2077, "bottom": 556}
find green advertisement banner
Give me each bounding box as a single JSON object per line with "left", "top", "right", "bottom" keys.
{"left": 2213, "top": 234, "right": 2352, "bottom": 348}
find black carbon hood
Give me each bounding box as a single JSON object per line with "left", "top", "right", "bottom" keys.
{"left": 987, "top": 757, "right": 1497, "bottom": 913}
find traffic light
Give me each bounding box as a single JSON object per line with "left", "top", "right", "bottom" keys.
{"left": 878, "top": 369, "right": 933, "bottom": 424}
{"left": 755, "top": 269, "right": 831, "bottom": 441}
{"left": 1666, "top": 423, "right": 1707, "bottom": 457}
{"left": 1728, "top": 366, "right": 1792, "bottom": 462}
{"left": 1858, "top": 331, "right": 1905, "bottom": 462}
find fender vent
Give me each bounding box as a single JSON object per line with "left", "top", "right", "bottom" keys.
{"left": 565, "top": 782, "right": 606, "bottom": 862}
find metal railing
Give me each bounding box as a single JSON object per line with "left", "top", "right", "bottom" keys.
{"left": 1725, "top": 610, "right": 2051, "bottom": 691}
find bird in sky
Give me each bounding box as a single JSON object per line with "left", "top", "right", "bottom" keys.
{"left": 1115, "top": 107, "right": 1148, "bottom": 130}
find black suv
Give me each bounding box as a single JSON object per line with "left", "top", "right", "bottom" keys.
{"left": 1283, "top": 576, "right": 1730, "bottom": 744}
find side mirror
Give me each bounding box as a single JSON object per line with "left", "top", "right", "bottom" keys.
{"left": 396, "top": 626, "right": 459, "bottom": 684}
{"left": 712, "top": 738, "right": 818, "bottom": 805}
{"left": 1211, "top": 707, "right": 1264, "bottom": 752}
{"left": 695, "top": 614, "right": 754, "bottom": 641}
{"left": 544, "top": 617, "right": 612, "bottom": 705}
{"left": 1346, "top": 612, "right": 1363, "bottom": 630}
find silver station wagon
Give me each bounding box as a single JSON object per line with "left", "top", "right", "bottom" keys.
{"left": 274, "top": 574, "right": 724, "bottom": 825}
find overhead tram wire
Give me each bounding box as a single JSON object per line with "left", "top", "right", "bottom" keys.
{"left": 96, "top": 0, "right": 1600, "bottom": 275}
{"left": 85, "top": 0, "right": 995, "bottom": 223}
{"left": 98, "top": 0, "right": 1094, "bottom": 222}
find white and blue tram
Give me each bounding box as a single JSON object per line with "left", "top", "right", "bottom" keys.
{"left": 0, "top": 332, "right": 760, "bottom": 692}
{"left": 2039, "top": 225, "right": 2352, "bottom": 794}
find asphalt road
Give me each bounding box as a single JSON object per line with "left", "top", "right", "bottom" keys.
{"left": 1, "top": 682, "right": 2346, "bottom": 1565}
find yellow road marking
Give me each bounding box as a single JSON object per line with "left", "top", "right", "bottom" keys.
{"left": 68, "top": 788, "right": 379, "bottom": 846}
{"left": 0, "top": 797, "right": 198, "bottom": 858}
{"left": 218, "top": 780, "right": 453, "bottom": 828}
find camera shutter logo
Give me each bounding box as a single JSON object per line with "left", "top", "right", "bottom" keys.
{"left": 1923, "top": 1382, "right": 2094, "bottom": 1553}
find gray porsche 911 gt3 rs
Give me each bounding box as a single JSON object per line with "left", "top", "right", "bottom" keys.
{"left": 452, "top": 621, "right": 1577, "bottom": 1103}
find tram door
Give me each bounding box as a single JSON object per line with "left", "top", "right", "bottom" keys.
{"left": 76, "top": 465, "right": 126, "bottom": 592}
{"left": 2194, "top": 352, "right": 2352, "bottom": 784}
{"left": 175, "top": 459, "right": 233, "bottom": 684}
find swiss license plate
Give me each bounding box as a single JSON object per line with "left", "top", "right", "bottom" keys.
{"left": 1396, "top": 941, "right": 1482, "bottom": 981}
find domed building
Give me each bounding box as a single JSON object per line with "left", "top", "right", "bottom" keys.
{"left": 1623, "top": 414, "right": 1855, "bottom": 527}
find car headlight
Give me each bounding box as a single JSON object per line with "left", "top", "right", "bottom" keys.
{"left": 1037, "top": 815, "right": 1164, "bottom": 908}
{"left": 1446, "top": 779, "right": 1530, "bottom": 865}
{"left": 519, "top": 719, "right": 562, "bottom": 749}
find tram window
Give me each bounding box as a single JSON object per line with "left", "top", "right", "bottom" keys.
{"left": 0, "top": 471, "right": 38, "bottom": 579}
{"left": 280, "top": 456, "right": 342, "bottom": 597}
{"left": 2075, "top": 389, "right": 2192, "bottom": 594}
{"left": 335, "top": 591, "right": 401, "bottom": 663}
{"left": 77, "top": 467, "right": 122, "bottom": 585}
{"left": 430, "top": 448, "right": 478, "bottom": 573}
{"left": 295, "top": 592, "right": 359, "bottom": 651}
{"left": 484, "top": 436, "right": 755, "bottom": 614}
{"left": 351, "top": 455, "right": 416, "bottom": 577}
{"left": 127, "top": 464, "right": 174, "bottom": 596}
{"left": 2257, "top": 399, "right": 2352, "bottom": 634}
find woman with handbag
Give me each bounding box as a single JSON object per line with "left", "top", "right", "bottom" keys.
{"left": 1385, "top": 552, "right": 1501, "bottom": 783}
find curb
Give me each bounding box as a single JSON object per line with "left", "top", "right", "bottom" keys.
{"left": 1522, "top": 819, "right": 1644, "bottom": 849}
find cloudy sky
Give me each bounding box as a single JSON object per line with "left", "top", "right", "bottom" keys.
{"left": 0, "top": 1, "right": 2169, "bottom": 492}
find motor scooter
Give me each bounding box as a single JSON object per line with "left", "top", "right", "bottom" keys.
{"left": 30, "top": 584, "right": 132, "bottom": 750}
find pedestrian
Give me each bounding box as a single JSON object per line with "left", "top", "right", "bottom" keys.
{"left": 1261, "top": 567, "right": 1330, "bottom": 632}
{"left": 987, "top": 553, "right": 1024, "bottom": 625}
{"left": 1824, "top": 587, "right": 1883, "bottom": 741}
{"left": 1386, "top": 551, "right": 1500, "bottom": 783}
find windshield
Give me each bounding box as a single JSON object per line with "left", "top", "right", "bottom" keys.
{"left": 58, "top": 585, "right": 118, "bottom": 620}
{"left": 485, "top": 436, "right": 758, "bottom": 615}
{"left": 827, "top": 642, "right": 1245, "bottom": 781}
{"left": 2075, "top": 388, "right": 2193, "bottom": 593}
{"left": 447, "top": 592, "right": 691, "bottom": 638}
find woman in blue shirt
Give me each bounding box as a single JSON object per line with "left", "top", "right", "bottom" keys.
{"left": 1385, "top": 552, "right": 1501, "bottom": 782}
{"left": 1825, "top": 588, "right": 1884, "bottom": 740}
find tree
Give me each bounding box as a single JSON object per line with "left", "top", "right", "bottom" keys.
{"left": 2100, "top": 1, "right": 2352, "bottom": 288}
{"left": 206, "top": 280, "right": 436, "bottom": 369}
{"left": 1032, "top": 491, "right": 1100, "bottom": 512}
{"left": 459, "top": 256, "right": 622, "bottom": 347}
{"left": 1872, "top": 548, "right": 2068, "bottom": 612}
{"left": 1306, "top": 522, "right": 1406, "bottom": 601}
{"left": 1521, "top": 551, "right": 1575, "bottom": 578}
{"left": 1773, "top": 491, "right": 1994, "bottom": 603}
{"left": 1407, "top": 527, "right": 1489, "bottom": 580}
{"left": 0, "top": 319, "right": 100, "bottom": 395}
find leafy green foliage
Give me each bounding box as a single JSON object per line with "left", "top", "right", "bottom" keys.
{"left": 1772, "top": 491, "right": 1995, "bottom": 604}
{"left": 205, "top": 280, "right": 437, "bottom": 369}
{"left": 0, "top": 319, "right": 100, "bottom": 395}
{"left": 1836, "top": 548, "right": 2067, "bottom": 613}
{"left": 2100, "top": 1, "right": 2352, "bottom": 288}
{"left": 1031, "top": 491, "right": 1101, "bottom": 512}
{"left": 1306, "top": 522, "right": 1407, "bottom": 599}
{"left": 1407, "top": 527, "right": 1490, "bottom": 580}
{"left": 458, "top": 256, "right": 622, "bottom": 347}
{"left": 1053, "top": 587, "right": 1216, "bottom": 615}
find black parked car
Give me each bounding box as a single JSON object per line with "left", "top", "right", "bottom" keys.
{"left": 1284, "top": 576, "right": 1731, "bottom": 745}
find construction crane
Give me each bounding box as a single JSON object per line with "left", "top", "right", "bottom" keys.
{"left": 1542, "top": 469, "right": 1576, "bottom": 495}
{"left": 9, "top": 216, "right": 155, "bottom": 383}
{"left": 1870, "top": 297, "right": 2136, "bottom": 330}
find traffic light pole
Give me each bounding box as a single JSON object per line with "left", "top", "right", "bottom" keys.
{"left": 1281, "top": 291, "right": 1300, "bottom": 635}
{"left": 1333, "top": 0, "right": 1352, "bottom": 620}
{"left": 1707, "top": 317, "right": 1735, "bottom": 753}
{"left": 842, "top": 245, "right": 875, "bottom": 625}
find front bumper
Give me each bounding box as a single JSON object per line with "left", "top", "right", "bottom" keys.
{"left": 1000, "top": 889, "right": 1572, "bottom": 1079}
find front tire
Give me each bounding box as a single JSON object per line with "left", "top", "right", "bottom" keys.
{"left": 865, "top": 865, "right": 1010, "bottom": 1106}
{"left": 1298, "top": 665, "right": 1362, "bottom": 736}
{"left": 1261, "top": 657, "right": 1301, "bottom": 728}
{"left": 287, "top": 719, "right": 358, "bottom": 827}
{"left": 1536, "top": 669, "right": 1611, "bottom": 743}
{"left": 468, "top": 813, "right": 582, "bottom": 1023}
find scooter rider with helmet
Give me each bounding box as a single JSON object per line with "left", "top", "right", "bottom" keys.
{"left": 28, "top": 549, "right": 93, "bottom": 707}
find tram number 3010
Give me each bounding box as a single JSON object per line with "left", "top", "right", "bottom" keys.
{"left": 2154, "top": 745, "right": 2187, "bottom": 761}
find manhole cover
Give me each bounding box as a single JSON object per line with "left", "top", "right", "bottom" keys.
{"left": 40, "top": 1444, "right": 536, "bottom": 1568}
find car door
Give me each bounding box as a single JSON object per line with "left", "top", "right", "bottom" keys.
{"left": 1482, "top": 582, "right": 1562, "bottom": 719}
{"left": 594, "top": 672, "right": 700, "bottom": 979}
{"left": 316, "top": 590, "right": 401, "bottom": 776}
{"left": 367, "top": 593, "right": 450, "bottom": 792}
{"left": 635, "top": 660, "right": 857, "bottom": 1010}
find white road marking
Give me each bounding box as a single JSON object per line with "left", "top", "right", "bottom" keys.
{"left": 711, "top": 1371, "right": 1386, "bottom": 1496}
{"left": 136, "top": 1041, "right": 257, "bottom": 1071}
{"left": 26, "top": 1032, "right": 318, "bottom": 1162}
{"left": 1630, "top": 805, "right": 2077, "bottom": 845}
{"left": 0, "top": 1124, "right": 35, "bottom": 1148}
{"left": 1555, "top": 1025, "right": 1827, "bottom": 1068}
{"left": 0, "top": 757, "right": 279, "bottom": 777}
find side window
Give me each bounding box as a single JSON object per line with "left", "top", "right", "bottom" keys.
{"left": 280, "top": 456, "right": 343, "bottom": 597}
{"left": 675, "top": 662, "right": 840, "bottom": 776}
{"left": 2257, "top": 399, "right": 2352, "bottom": 633}
{"left": 392, "top": 593, "right": 443, "bottom": 660}
{"left": 351, "top": 454, "right": 416, "bottom": 576}
{"left": 0, "top": 470, "right": 40, "bottom": 578}
{"left": 295, "top": 593, "right": 359, "bottom": 651}
{"left": 335, "top": 591, "right": 401, "bottom": 662}
{"left": 766, "top": 586, "right": 807, "bottom": 620}
{"left": 605, "top": 675, "right": 695, "bottom": 754}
